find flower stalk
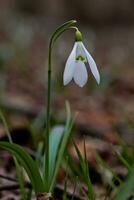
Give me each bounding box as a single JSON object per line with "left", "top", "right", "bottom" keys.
{"left": 45, "top": 20, "right": 77, "bottom": 190}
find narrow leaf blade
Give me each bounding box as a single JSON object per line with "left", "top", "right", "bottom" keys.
{"left": 0, "top": 142, "right": 44, "bottom": 193}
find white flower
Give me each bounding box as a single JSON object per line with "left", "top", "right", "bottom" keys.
{"left": 63, "top": 41, "right": 100, "bottom": 87}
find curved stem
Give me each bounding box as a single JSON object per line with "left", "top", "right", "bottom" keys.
{"left": 44, "top": 20, "right": 77, "bottom": 191}
{"left": 44, "top": 41, "right": 52, "bottom": 190}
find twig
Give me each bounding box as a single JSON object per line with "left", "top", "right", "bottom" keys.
{"left": 0, "top": 174, "right": 17, "bottom": 182}
{"left": 0, "top": 182, "right": 31, "bottom": 191}
{"left": 0, "top": 182, "right": 85, "bottom": 200}
{"left": 0, "top": 97, "right": 39, "bottom": 117}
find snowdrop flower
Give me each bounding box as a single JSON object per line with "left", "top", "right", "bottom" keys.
{"left": 63, "top": 30, "right": 100, "bottom": 87}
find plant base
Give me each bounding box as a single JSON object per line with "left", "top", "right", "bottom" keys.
{"left": 36, "top": 192, "right": 52, "bottom": 200}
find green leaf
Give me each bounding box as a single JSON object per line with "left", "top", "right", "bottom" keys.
{"left": 83, "top": 140, "right": 95, "bottom": 200}
{"left": 30, "top": 109, "right": 46, "bottom": 148}
{"left": 0, "top": 109, "right": 27, "bottom": 199}
{"left": 35, "top": 142, "right": 44, "bottom": 167}
{"left": 115, "top": 150, "right": 131, "bottom": 171}
{"left": 95, "top": 151, "right": 121, "bottom": 186}
{"left": 49, "top": 125, "right": 64, "bottom": 182}
{"left": 63, "top": 157, "right": 69, "bottom": 200}
{"left": 0, "top": 142, "right": 44, "bottom": 193}
{"left": 73, "top": 142, "right": 86, "bottom": 174}
{"left": 113, "top": 167, "right": 134, "bottom": 200}
{"left": 73, "top": 141, "right": 95, "bottom": 200}
{"left": 71, "top": 176, "right": 78, "bottom": 200}
{"left": 49, "top": 101, "right": 73, "bottom": 192}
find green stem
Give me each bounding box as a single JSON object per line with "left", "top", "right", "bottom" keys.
{"left": 44, "top": 20, "right": 77, "bottom": 191}
{"left": 45, "top": 39, "right": 52, "bottom": 189}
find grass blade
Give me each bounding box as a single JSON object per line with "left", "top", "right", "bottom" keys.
{"left": 113, "top": 167, "right": 134, "bottom": 200}
{"left": 115, "top": 150, "right": 132, "bottom": 171}
{"left": 73, "top": 141, "right": 95, "bottom": 200}
{"left": 0, "top": 110, "right": 27, "bottom": 199}
{"left": 0, "top": 141, "right": 44, "bottom": 193}
{"left": 83, "top": 140, "right": 95, "bottom": 200}
{"left": 95, "top": 151, "right": 122, "bottom": 185}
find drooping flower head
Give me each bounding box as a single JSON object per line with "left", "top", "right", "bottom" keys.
{"left": 63, "top": 30, "right": 100, "bottom": 87}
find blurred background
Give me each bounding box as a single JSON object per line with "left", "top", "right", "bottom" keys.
{"left": 0, "top": 0, "right": 134, "bottom": 142}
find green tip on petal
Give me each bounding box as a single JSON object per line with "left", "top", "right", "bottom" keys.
{"left": 75, "top": 30, "right": 82, "bottom": 41}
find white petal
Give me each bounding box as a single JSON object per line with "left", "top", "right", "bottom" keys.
{"left": 76, "top": 42, "right": 86, "bottom": 59}
{"left": 63, "top": 43, "right": 77, "bottom": 85}
{"left": 73, "top": 61, "right": 88, "bottom": 87}
{"left": 80, "top": 42, "right": 100, "bottom": 84}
